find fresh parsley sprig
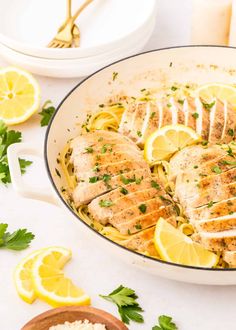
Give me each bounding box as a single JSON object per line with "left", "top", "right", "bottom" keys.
{"left": 0, "top": 223, "right": 35, "bottom": 250}
{"left": 100, "top": 285, "right": 144, "bottom": 325}
{"left": 39, "top": 100, "right": 56, "bottom": 126}
{"left": 152, "top": 315, "right": 178, "bottom": 330}
{"left": 0, "top": 121, "right": 32, "bottom": 184}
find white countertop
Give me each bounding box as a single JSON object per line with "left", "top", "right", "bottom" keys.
{"left": 1, "top": 1, "right": 236, "bottom": 329}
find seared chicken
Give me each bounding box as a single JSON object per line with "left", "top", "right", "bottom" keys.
{"left": 173, "top": 144, "right": 236, "bottom": 263}
{"left": 70, "top": 130, "right": 177, "bottom": 236}
{"left": 118, "top": 98, "right": 236, "bottom": 147}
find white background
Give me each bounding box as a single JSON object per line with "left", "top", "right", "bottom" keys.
{"left": 1, "top": 1, "right": 236, "bottom": 329}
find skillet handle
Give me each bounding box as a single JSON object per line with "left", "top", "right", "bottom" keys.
{"left": 7, "top": 142, "right": 59, "bottom": 205}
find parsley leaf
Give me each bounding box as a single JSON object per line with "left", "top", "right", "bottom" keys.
{"left": 152, "top": 315, "right": 178, "bottom": 330}
{"left": 138, "top": 204, "right": 147, "bottom": 213}
{"left": 211, "top": 166, "right": 222, "bottom": 174}
{"left": 201, "top": 100, "right": 215, "bottom": 111}
{"left": 100, "top": 285, "right": 144, "bottom": 325}
{"left": 19, "top": 159, "right": 33, "bottom": 174}
{"left": 151, "top": 180, "right": 161, "bottom": 190}
{"left": 0, "top": 121, "right": 32, "bottom": 184}
{"left": 192, "top": 112, "right": 199, "bottom": 119}
{"left": 39, "top": 100, "right": 56, "bottom": 127}
{"left": 112, "top": 72, "right": 118, "bottom": 81}
{"left": 0, "top": 223, "right": 34, "bottom": 250}
{"left": 120, "top": 187, "right": 128, "bottom": 195}
{"left": 99, "top": 200, "right": 114, "bottom": 207}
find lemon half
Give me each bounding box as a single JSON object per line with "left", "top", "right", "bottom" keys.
{"left": 0, "top": 67, "right": 40, "bottom": 125}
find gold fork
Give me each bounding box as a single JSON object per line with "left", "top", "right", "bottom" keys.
{"left": 48, "top": 0, "right": 94, "bottom": 48}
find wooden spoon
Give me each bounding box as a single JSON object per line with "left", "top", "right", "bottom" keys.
{"left": 21, "top": 306, "right": 128, "bottom": 330}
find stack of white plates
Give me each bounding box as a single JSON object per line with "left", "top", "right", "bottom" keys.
{"left": 0, "top": 0, "right": 157, "bottom": 78}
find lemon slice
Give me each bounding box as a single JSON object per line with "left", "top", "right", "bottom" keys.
{"left": 0, "top": 67, "right": 40, "bottom": 125}
{"left": 14, "top": 249, "right": 44, "bottom": 304}
{"left": 31, "top": 246, "right": 90, "bottom": 307}
{"left": 144, "top": 124, "right": 200, "bottom": 163}
{"left": 196, "top": 83, "right": 236, "bottom": 108}
{"left": 154, "top": 218, "right": 219, "bottom": 267}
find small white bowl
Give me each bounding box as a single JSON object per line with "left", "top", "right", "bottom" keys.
{"left": 0, "top": 0, "right": 157, "bottom": 59}
{"left": 0, "top": 17, "right": 155, "bottom": 78}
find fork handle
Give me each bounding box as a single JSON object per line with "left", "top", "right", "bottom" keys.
{"left": 71, "top": 0, "right": 94, "bottom": 24}
{"left": 67, "top": 0, "right": 72, "bottom": 18}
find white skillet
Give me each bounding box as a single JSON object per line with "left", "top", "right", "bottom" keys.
{"left": 7, "top": 46, "right": 236, "bottom": 285}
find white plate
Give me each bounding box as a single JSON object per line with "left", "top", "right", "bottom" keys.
{"left": 0, "top": 0, "right": 157, "bottom": 59}
{"left": 0, "top": 17, "right": 155, "bottom": 77}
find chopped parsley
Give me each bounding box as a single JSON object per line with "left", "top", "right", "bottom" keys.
{"left": 112, "top": 72, "right": 118, "bottom": 81}
{"left": 120, "top": 175, "right": 143, "bottom": 185}
{"left": 137, "top": 131, "right": 142, "bottom": 137}
{"left": 169, "top": 62, "right": 173, "bottom": 67}
{"left": 151, "top": 180, "right": 161, "bottom": 190}
{"left": 177, "top": 99, "right": 184, "bottom": 105}
{"left": 89, "top": 176, "right": 99, "bottom": 183}
{"left": 135, "top": 176, "right": 143, "bottom": 184}
{"left": 171, "top": 86, "right": 178, "bottom": 91}
{"left": 150, "top": 112, "right": 156, "bottom": 119}
{"left": 167, "top": 103, "right": 172, "bottom": 108}
{"left": 192, "top": 112, "right": 199, "bottom": 119}
{"left": 135, "top": 224, "right": 142, "bottom": 230}
{"left": 99, "top": 104, "right": 105, "bottom": 108}
{"left": 140, "top": 88, "right": 146, "bottom": 92}
{"left": 207, "top": 201, "right": 215, "bottom": 208}
{"left": 85, "top": 146, "right": 93, "bottom": 153}
{"left": 201, "top": 100, "right": 215, "bottom": 111}
{"left": 211, "top": 166, "right": 222, "bottom": 174}
{"left": 220, "top": 160, "right": 236, "bottom": 166}
{"left": 228, "top": 128, "right": 234, "bottom": 137}
{"left": 227, "top": 145, "right": 234, "bottom": 158}
{"left": 102, "top": 174, "right": 111, "bottom": 188}
{"left": 193, "top": 165, "right": 198, "bottom": 169}
{"left": 101, "top": 143, "right": 113, "bottom": 154}
{"left": 201, "top": 140, "right": 208, "bottom": 146}
{"left": 99, "top": 200, "right": 114, "bottom": 207}
{"left": 120, "top": 187, "right": 128, "bottom": 195}
{"left": 138, "top": 204, "right": 147, "bottom": 213}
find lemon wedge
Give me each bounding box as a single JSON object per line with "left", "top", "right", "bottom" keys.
{"left": 14, "top": 249, "right": 44, "bottom": 304}
{"left": 154, "top": 218, "right": 219, "bottom": 267}
{"left": 196, "top": 83, "right": 236, "bottom": 108}
{"left": 0, "top": 67, "right": 40, "bottom": 125}
{"left": 144, "top": 124, "right": 200, "bottom": 163}
{"left": 31, "top": 246, "right": 90, "bottom": 307}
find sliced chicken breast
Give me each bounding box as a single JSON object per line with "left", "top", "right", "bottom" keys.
{"left": 223, "top": 250, "right": 236, "bottom": 266}
{"left": 195, "top": 229, "right": 236, "bottom": 252}
{"left": 223, "top": 102, "right": 236, "bottom": 142}
{"left": 187, "top": 197, "right": 236, "bottom": 222}
{"left": 88, "top": 177, "right": 164, "bottom": 223}
{"left": 196, "top": 214, "right": 236, "bottom": 233}
{"left": 73, "top": 167, "right": 150, "bottom": 207}
{"left": 170, "top": 144, "right": 226, "bottom": 180}
{"left": 209, "top": 100, "right": 226, "bottom": 143}
{"left": 142, "top": 101, "right": 161, "bottom": 143}
{"left": 116, "top": 204, "right": 177, "bottom": 234}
